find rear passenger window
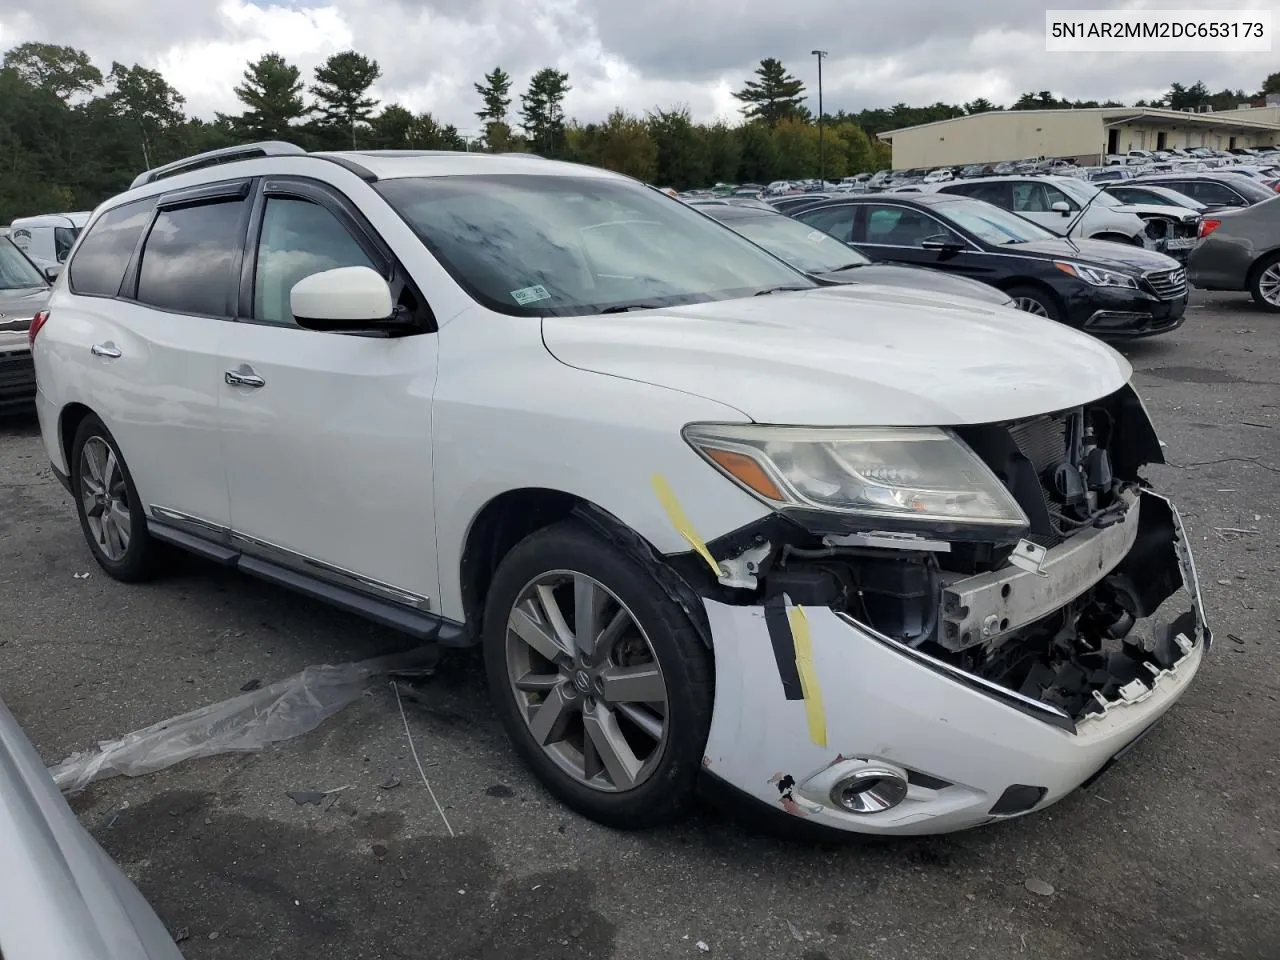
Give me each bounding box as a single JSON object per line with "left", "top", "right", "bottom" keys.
{"left": 136, "top": 200, "right": 246, "bottom": 316}
{"left": 67, "top": 198, "right": 157, "bottom": 298}
{"left": 795, "top": 205, "right": 854, "bottom": 243}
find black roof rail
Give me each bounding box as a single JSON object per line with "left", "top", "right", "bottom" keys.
{"left": 130, "top": 141, "right": 306, "bottom": 189}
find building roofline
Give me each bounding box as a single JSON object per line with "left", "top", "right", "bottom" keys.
{"left": 878, "top": 106, "right": 1280, "bottom": 141}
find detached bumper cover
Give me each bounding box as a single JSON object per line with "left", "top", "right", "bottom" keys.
{"left": 700, "top": 492, "right": 1209, "bottom": 836}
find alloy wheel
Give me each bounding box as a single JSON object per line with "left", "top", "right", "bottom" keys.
{"left": 1258, "top": 262, "right": 1280, "bottom": 307}
{"left": 1013, "top": 296, "right": 1050, "bottom": 317}
{"left": 80, "top": 436, "right": 131, "bottom": 562}
{"left": 505, "top": 571, "right": 669, "bottom": 793}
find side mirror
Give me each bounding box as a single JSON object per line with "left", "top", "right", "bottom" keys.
{"left": 290, "top": 266, "right": 398, "bottom": 332}
{"left": 1051, "top": 201, "right": 1071, "bottom": 215}
{"left": 921, "top": 235, "right": 964, "bottom": 252}
{"left": 43, "top": 265, "right": 62, "bottom": 282}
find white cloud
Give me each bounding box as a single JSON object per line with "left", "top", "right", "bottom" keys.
{"left": 0, "top": 0, "right": 1275, "bottom": 130}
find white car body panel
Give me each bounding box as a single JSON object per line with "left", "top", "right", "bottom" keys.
{"left": 541, "top": 285, "right": 1131, "bottom": 427}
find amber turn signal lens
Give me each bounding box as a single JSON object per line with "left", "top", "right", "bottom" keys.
{"left": 704, "top": 447, "right": 785, "bottom": 501}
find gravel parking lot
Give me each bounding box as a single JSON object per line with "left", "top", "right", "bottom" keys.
{"left": 2, "top": 290, "right": 1277, "bottom": 960}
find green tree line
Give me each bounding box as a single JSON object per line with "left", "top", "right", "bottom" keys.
{"left": 2, "top": 42, "right": 1278, "bottom": 223}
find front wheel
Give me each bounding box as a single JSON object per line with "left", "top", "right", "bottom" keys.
{"left": 1005, "top": 284, "right": 1063, "bottom": 323}
{"left": 1249, "top": 253, "right": 1280, "bottom": 313}
{"left": 482, "top": 520, "right": 714, "bottom": 829}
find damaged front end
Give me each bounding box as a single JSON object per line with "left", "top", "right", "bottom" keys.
{"left": 674, "top": 384, "right": 1211, "bottom": 733}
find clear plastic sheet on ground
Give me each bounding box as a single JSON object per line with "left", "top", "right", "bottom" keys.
{"left": 49, "top": 647, "right": 437, "bottom": 793}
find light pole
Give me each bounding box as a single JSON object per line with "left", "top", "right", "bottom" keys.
{"left": 812, "top": 49, "right": 828, "bottom": 186}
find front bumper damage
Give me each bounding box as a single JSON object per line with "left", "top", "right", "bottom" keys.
{"left": 696, "top": 492, "right": 1210, "bottom": 836}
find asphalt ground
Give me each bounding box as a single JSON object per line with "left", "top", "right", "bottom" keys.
{"left": 1, "top": 289, "right": 1278, "bottom": 960}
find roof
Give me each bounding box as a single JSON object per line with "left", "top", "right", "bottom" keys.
{"left": 879, "top": 106, "right": 1280, "bottom": 142}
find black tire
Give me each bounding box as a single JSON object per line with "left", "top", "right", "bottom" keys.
{"left": 482, "top": 519, "right": 713, "bottom": 829}
{"left": 1005, "top": 284, "right": 1063, "bottom": 323}
{"left": 69, "top": 414, "right": 161, "bottom": 582}
{"left": 1248, "top": 252, "right": 1280, "bottom": 313}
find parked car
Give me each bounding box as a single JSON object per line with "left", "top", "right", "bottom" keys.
{"left": 932, "top": 175, "right": 1200, "bottom": 259}
{"left": 1188, "top": 194, "right": 1280, "bottom": 311}
{"left": 0, "top": 237, "right": 52, "bottom": 413}
{"left": 789, "top": 192, "right": 1189, "bottom": 337}
{"left": 6, "top": 212, "right": 90, "bottom": 270}
{"left": 768, "top": 193, "right": 834, "bottom": 213}
{"left": 922, "top": 169, "right": 953, "bottom": 183}
{"left": 689, "top": 200, "right": 1015, "bottom": 306}
{"left": 1102, "top": 183, "right": 1208, "bottom": 213}
{"left": 0, "top": 696, "right": 184, "bottom": 960}
{"left": 1127, "top": 172, "right": 1276, "bottom": 209}
{"left": 32, "top": 142, "right": 1209, "bottom": 837}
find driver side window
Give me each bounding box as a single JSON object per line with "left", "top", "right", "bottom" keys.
{"left": 253, "top": 197, "right": 377, "bottom": 326}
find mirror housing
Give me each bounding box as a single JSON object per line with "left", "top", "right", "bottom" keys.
{"left": 921, "top": 235, "right": 964, "bottom": 252}
{"left": 43, "top": 264, "right": 62, "bottom": 282}
{"left": 290, "top": 266, "right": 399, "bottom": 332}
{"left": 1051, "top": 200, "right": 1071, "bottom": 215}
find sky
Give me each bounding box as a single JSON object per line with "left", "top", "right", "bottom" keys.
{"left": 0, "top": 0, "right": 1275, "bottom": 134}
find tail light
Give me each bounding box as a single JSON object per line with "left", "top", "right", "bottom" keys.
{"left": 28, "top": 310, "right": 49, "bottom": 347}
{"left": 1198, "top": 218, "right": 1222, "bottom": 239}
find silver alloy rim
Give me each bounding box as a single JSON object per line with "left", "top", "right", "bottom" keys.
{"left": 1013, "top": 296, "right": 1050, "bottom": 317}
{"left": 505, "top": 571, "right": 669, "bottom": 793}
{"left": 1258, "top": 263, "right": 1280, "bottom": 306}
{"left": 80, "top": 437, "right": 131, "bottom": 562}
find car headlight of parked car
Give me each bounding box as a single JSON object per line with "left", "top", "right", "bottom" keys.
{"left": 1053, "top": 261, "right": 1139, "bottom": 289}
{"left": 683, "top": 423, "right": 1029, "bottom": 536}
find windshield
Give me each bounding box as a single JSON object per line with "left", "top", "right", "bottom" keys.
{"left": 0, "top": 238, "right": 46, "bottom": 290}
{"left": 1054, "top": 178, "right": 1123, "bottom": 208}
{"left": 932, "top": 198, "right": 1058, "bottom": 245}
{"left": 376, "top": 175, "right": 813, "bottom": 316}
{"left": 723, "top": 213, "right": 870, "bottom": 273}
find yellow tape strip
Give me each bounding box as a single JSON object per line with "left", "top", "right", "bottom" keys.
{"left": 650, "top": 473, "right": 722, "bottom": 578}
{"left": 788, "top": 605, "right": 828, "bottom": 748}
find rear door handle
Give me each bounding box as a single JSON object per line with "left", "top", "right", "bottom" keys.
{"left": 225, "top": 367, "right": 266, "bottom": 388}
{"left": 90, "top": 342, "right": 121, "bottom": 359}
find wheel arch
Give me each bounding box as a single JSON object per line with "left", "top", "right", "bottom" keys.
{"left": 994, "top": 277, "right": 1066, "bottom": 317}
{"left": 58, "top": 402, "right": 96, "bottom": 472}
{"left": 458, "top": 487, "right": 712, "bottom": 648}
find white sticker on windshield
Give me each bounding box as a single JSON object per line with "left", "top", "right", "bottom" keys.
{"left": 510, "top": 284, "right": 552, "bottom": 305}
{"left": 806, "top": 230, "right": 828, "bottom": 244}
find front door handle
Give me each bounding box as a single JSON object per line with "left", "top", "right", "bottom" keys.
{"left": 224, "top": 366, "right": 266, "bottom": 388}
{"left": 90, "top": 342, "right": 121, "bottom": 359}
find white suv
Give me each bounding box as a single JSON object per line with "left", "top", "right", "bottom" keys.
{"left": 32, "top": 143, "right": 1211, "bottom": 837}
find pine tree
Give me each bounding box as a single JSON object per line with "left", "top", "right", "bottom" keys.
{"left": 475, "top": 66, "right": 513, "bottom": 124}
{"left": 309, "top": 51, "right": 381, "bottom": 149}
{"left": 520, "top": 68, "right": 571, "bottom": 156}
{"left": 732, "top": 58, "right": 805, "bottom": 127}
{"left": 232, "top": 53, "right": 306, "bottom": 141}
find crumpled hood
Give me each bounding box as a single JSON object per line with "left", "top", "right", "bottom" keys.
{"left": 542, "top": 286, "right": 1132, "bottom": 426}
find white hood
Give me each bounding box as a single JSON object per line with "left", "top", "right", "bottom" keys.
{"left": 541, "top": 285, "right": 1132, "bottom": 426}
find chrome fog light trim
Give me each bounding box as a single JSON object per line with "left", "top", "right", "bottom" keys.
{"left": 829, "top": 767, "right": 909, "bottom": 814}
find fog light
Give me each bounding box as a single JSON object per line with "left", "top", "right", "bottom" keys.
{"left": 829, "top": 767, "right": 909, "bottom": 814}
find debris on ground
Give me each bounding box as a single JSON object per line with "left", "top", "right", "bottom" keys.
{"left": 485, "top": 784, "right": 514, "bottom": 798}
{"left": 1025, "top": 878, "right": 1055, "bottom": 896}
{"left": 286, "top": 791, "right": 327, "bottom": 806}
{"left": 239, "top": 678, "right": 262, "bottom": 692}
{"left": 696, "top": 941, "right": 711, "bottom": 953}
{"left": 48, "top": 646, "right": 438, "bottom": 793}
{"left": 379, "top": 776, "right": 402, "bottom": 790}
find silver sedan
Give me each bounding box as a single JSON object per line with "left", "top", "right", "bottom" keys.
{"left": 1188, "top": 193, "right": 1280, "bottom": 311}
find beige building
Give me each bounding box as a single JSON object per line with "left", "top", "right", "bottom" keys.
{"left": 879, "top": 107, "right": 1280, "bottom": 170}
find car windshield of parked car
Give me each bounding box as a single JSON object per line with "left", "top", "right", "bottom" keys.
{"left": 931, "top": 199, "right": 1058, "bottom": 245}
{"left": 723, "top": 213, "right": 871, "bottom": 273}
{"left": 0, "top": 238, "right": 47, "bottom": 290}
{"left": 376, "top": 174, "right": 815, "bottom": 316}
{"left": 1054, "top": 178, "right": 1124, "bottom": 208}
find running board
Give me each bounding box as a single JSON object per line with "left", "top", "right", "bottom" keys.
{"left": 146, "top": 520, "right": 471, "bottom": 646}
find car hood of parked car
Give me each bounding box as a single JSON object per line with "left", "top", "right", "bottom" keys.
{"left": 0, "top": 697, "right": 183, "bottom": 960}
{"left": 0, "top": 284, "right": 49, "bottom": 333}
{"left": 542, "top": 285, "right": 1131, "bottom": 426}
{"left": 1000, "top": 237, "right": 1183, "bottom": 273}
{"left": 817, "top": 263, "right": 1013, "bottom": 305}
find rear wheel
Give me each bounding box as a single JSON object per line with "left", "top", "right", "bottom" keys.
{"left": 482, "top": 520, "right": 713, "bottom": 829}
{"left": 1005, "top": 284, "right": 1062, "bottom": 323}
{"left": 69, "top": 414, "right": 161, "bottom": 582}
{"left": 1249, "top": 253, "right": 1280, "bottom": 313}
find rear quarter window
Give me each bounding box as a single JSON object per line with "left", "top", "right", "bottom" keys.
{"left": 68, "top": 198, "right": 158, "bottom": 298}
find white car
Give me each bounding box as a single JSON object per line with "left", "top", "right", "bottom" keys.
{"left": 931, "top": 175, "right": 1201, "bottom": 257}
{"left": 30, "top": 143, "right": 1211, "bottom": 837}
{"left": 922, "top": 169, "right": 953, "bottom": 183}
{"left": 7, "top": 212, "right": 90, "bottom": 270}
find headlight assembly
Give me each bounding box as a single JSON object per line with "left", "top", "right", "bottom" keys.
{"left": 1053, "top": 261, "right": 1139, "bottom": 289}
{"left": 683, "top": 423, "right": 1029, "bottom": 537}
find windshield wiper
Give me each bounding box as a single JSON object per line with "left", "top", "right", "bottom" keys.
{"left": 825, "top": 262, "right": 867, "bottom": 272}
{"left": 600, "top": 303, "right": 666, "bottom": 313}
{"left": 754, "top": 284, "right": 811, "bottom": 296}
